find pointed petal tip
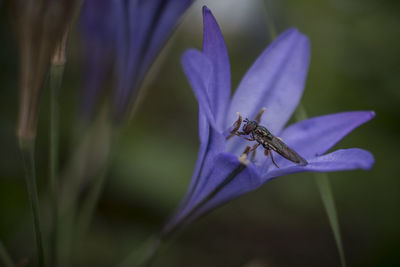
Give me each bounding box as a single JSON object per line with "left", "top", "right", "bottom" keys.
{"left": 202, "top": 5, "right": 218, "bottom": 31}
{"left": 182, "top": 47, "right": 202, "bottom": 56}
{"left": 335, "top": 148, "right": 375, "bottom": 171}
{"left": 202, "top": 5, "right": 211, "bottom": 14}
{"left": 181, "top": 48, "right": 204, "bottom": 65}
{"left": 369, "top": 110, "right": 376, "bottom": 119}
{"left": 329, "top": 148, "right": 375, "bottom": 171}
{"left": 353, "top": 110, "right": 376, "bottom": 123}
{"left": 282, "top": 27, "right": 306, "bottom": 39}
{"left": 285, "top": 27, "right": 300, "bottom": 34}
{"left": 282, "top": 28, "right": 310, "bottom": 51}
{"left": 361, "top": 150, "right": 375, "bottom": 170}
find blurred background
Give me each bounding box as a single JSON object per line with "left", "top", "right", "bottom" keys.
{"left": 1, "top": 0, "right": 400, "bottom": 266}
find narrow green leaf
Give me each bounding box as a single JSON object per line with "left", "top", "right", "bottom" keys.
{"left": 19, "top": 140, "right": 46, "bottom": 267}
{"left": 314, "top": 173, "right": 346, "bottom": 267}
{"left": 49, "top": 62, "right": 64, "bottom": 267}
{"left": 295, "top": 105, "right": 346, "bottom": 267}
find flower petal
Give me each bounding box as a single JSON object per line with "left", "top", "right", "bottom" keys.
{"left": 202, "top": 6, "right": 231, "bottom": 128}
{"left": 141, "top": 0, "right": 195, "bottom": 78}
{"left": 280, "top": 111, "right": 375, "bottom": 159}
{"left": 265, "top": 148, "right": 374, "bottom": 179}
{"left": 186, "top": 154, "right": 261, "bottom": 225}
{"left": 182, "top": 49, "right": 219, "bottom": 129}
{"left": 112, "top": 0, "right": 130, "bottom": 119}
{"left": 114, "top": 0, "right": 157, "bottom": 118}
{"left": 164, "top": 153, "right": 261, "bottom": 233}
{"left": 113, "top": 0, "right": 195, "bottom": 120}
{"left": 227, "top": 28, "right": 310, "bottom": 134}
{"left": 80, "top": 0, "right": 118, "bottom": 120}
{"left": 178, "top": 123, "right": 225, "bottom": 208}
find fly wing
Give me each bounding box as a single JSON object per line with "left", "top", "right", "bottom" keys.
{"left": 267, "top": 136, "right": 308, "bottom": 166}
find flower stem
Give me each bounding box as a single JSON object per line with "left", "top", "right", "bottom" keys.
{"left": 58, "top": 126, "right": 91, "bottom": 267}
{"left": 117, "top": 236, "right": 162, "bottom": 267}
{"left": 75, "top": 126, "right": 119, "bottom": 249}
{"left": 0, "top": 241, "right": 14, "bottom": 267}
{"left": 19, "top": 140, "right": 46, "bottom": 267}
{"left": 295, "top": 105, "right": 346, "bottom": 267}
{"left": 48, "top": 62, "right": 64, "bottom": 267}
{"left": 75, "top": 160, "right": 109, "bottom": 241}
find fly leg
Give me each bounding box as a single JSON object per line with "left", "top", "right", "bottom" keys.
{"left": 250, "top": 143, "right": 260, "bottom": 161}
{"left": 242, "top": 142, "right": 259, "bottom": 155}
{"left": 236, "top": 134, "right": 255, "bottom": 142}
{"left": 227, "top": 112, "right": 243, "bottom": 140}
{"left": 254, "top": 107, "right": 266, "bottom": 124}
{"left": 264, "top": 148, "right": 279, "bottom": 168}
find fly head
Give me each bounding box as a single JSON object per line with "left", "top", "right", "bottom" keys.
{"left": 242, "top": 119, "right": 258, "bottom": 135}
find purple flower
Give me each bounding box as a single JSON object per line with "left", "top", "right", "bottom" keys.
{"left": 162, "top": 6, "right": 374, "bottom": 236}
{"left": 80, "top": 0, "right": 195, "bottom": 121}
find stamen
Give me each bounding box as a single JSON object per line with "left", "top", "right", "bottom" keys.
{"left": 239, "top": 147, "right": 250, "bottom": 165}
{"left": 242, "top": 145, "right": 251, "bottom": 155}
{"left": 254, "top": 107, "right": 266, "bottom": 123}
{"left": 226, "top": 112, "right": 243, "bottom": 140}
{"left": 239, "top": 154, "right": 249, "bottom": 165}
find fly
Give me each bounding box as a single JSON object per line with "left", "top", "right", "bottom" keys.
{"left": 228, "top": 108, "right": 308, "bottom": 168}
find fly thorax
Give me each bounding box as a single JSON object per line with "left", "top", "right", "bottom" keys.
{"left": 255, "top": 126, "right": 273, "bottom": 140}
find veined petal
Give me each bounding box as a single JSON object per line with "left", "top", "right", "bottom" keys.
{"left": 128, "top": 0, "right": 164, "bottom": 82}
{"left": 164, "top": 132, "right": 226, "bottom": 234}
{"left": 186, "top": 154, "right": 261, "bottom": 225}
{"left": 164, "top": 153, "right": 260, "bottom": 233}
{"left": 227, "top": 28, "right": 310, "bottom": 134}
{"left": 113, "top": 0, "right": 194, "bottom": 120}
{"left": 265, "top": 148, "right": 374, "bottom": 180}
{"left": 113, "top": 0, "right": 130, "bottom": 118}
{"left": 202, "top": 6, "right": 231, "bottom": 127}
{"left": 280, "top": 111, "right": 375, "bottom": 159}
{"left": 179, "top": 119, "right": 225, "bottom": 207}
{"left": 81, "top": 50, "right": 113, "bottom": 120}
{"left": 114, "top": 0, "right": 154, "bottom": 118}
{"left": 182, "top": 49, "right": 219, "bottom": 130}
{"left": 141, "top": 0, "right": 195, "bottom": 79}
{"left": 80, "top": 0, "right": 118, "bottom": 120}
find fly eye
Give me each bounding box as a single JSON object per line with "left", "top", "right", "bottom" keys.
{"left": 243, "top": 123, "right": 253, "bottom": 134}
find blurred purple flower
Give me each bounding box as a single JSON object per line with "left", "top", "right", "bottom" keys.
{"left": 80, "top": 0, "right": 195, "bottom": 121}
{"left": 162, "top": 6, "right": 375, "bottom": 236}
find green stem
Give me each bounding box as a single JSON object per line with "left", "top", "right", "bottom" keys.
{"left": 75, "top": 161, "right": 109, "bottom": 242}
{"left": 49, "top": 63, "right": 64, "bottom": 267}
{"left": 75, "top": 126, "right": 119, "bottom": 252}
{"left": 59, "top": 119, "right": 111, "bottom": 267}
{"left": 59, "top": 126, "right": 91, "bottom": 267}
{"left": 295, "top": 105, "right": 346, "bottom": 267}
{"left": 0, "top": 241, "right": 14, "bottom": 267}
{"left": 19, "top": 140, "right": 46, "bottom": 267}
{"left": 117, "top": 236, "right": 161, "bottom": 267}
